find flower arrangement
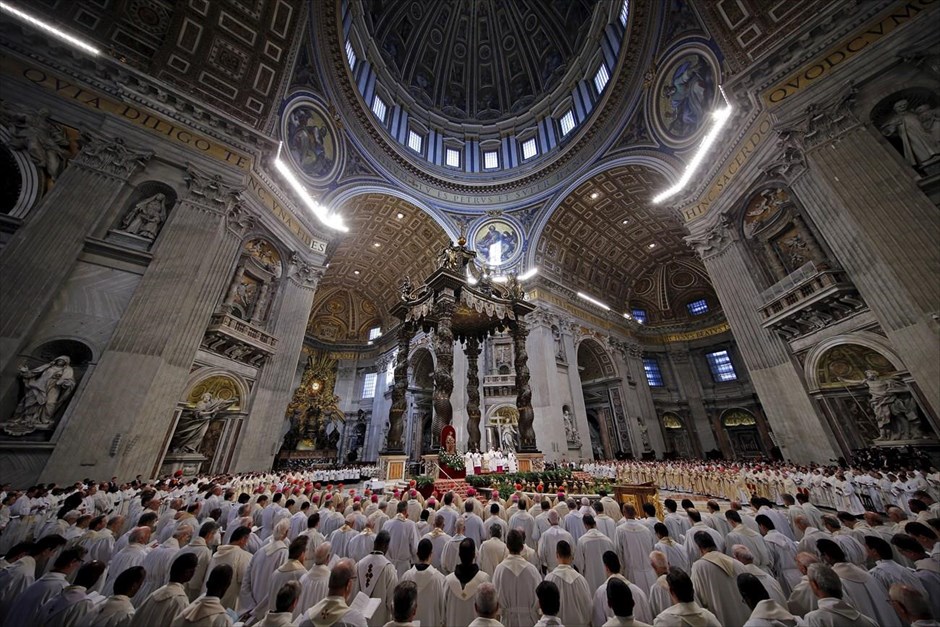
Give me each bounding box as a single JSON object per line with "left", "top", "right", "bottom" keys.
{"left": 438, "top": 449, "right": 465, "bottom": 470}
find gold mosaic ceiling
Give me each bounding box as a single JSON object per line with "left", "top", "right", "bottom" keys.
{"left": 306, "top": 193, "right": 450, "bottom": 340}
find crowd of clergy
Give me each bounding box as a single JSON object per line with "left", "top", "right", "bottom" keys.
{"left": 0, "top": 461, "right": 938, "bottom": 627}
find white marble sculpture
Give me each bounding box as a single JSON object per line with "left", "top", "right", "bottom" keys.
{"left": 0, "top": 104, "right": 69, "bottom": 181}
{"left": 169, "top": 393, "right": 236, "bottom": 454}
{"left": 840, "top": 370, "right": 927, "bottom": 441}
{"left": 3, "top": 356, "right": 76, "bottom": 436}
{"left": 563, "top": 408, "right": 581, "bottom": 445}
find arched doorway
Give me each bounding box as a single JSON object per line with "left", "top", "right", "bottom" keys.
{"left": 661, "top": 412, "right": 691, "bottom": 459}
{"left": 577, "top": 338, "right": 624, "bottom": 458}
{"left": 721, "top": 409, "right": 764, "bottom": 458}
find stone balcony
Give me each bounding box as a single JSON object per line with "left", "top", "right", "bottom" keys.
{"left": 202, "top": 312, "right": 279, "bottom": 366}
{"left": 483, "top": 373, "right": 516, "bottom": 397}
{"left": 758, "top": 262, "right": 866, "bottom": 340}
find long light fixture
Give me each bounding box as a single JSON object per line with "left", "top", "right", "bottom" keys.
{"left": 577, "top": 292, "right": 611, "bottom": 311}
{"left": 518, "top": 267, "right": 538, "bottom": 281}
{"left": 652, "top": 89, "right": 733, "bottom": 204}
{"left": 0, "top": 2, "right": 101, "bottom": 56}
{"left": 274, "top": 143, "right": 347, "bottom": 232}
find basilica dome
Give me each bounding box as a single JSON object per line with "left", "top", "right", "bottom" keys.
{"left": 360, "top": 0, "right": 599, "bottom": 123}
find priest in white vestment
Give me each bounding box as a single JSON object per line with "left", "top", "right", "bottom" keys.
{"left": 399, "top": 539, "right": 446, "bottom": 627}
{"left": 756, "top": 514, "right": 802, "bottom": 595}
{"left": 615, "top": 504, "right": 657, "bottom": 593}
{"left": 653, "top": 522, "right": 690, "bottom": 576}
{"left": 204, "top": 526, "right": 252, "bottom": 612}
{"left": 816, "top": 538, "right": 895, "bottom": 626}
{"left": 576, "top": 514, "right": 616, "bottom": 591}
{"left": 136, "top": 527, "right": 191, "bottom": 604}
{"left": 592, "top": 502, "right": 618, "bottom": 542}
{"left": 538, "top": 510, "right": 574, "bottom": 574}
{"left": 730, "top": 544, "right": 787, "bottom": 606}
{"left": 545, "top": 539, "right": 592, "bottom": 627}
{"left": 801, "top": 562, "right": 878, "bottom": 627}
{"left": 662, "top": 499, "right": 691, "bottom": 543}
{"left": 601, "top": 577, "right": 652, "bottom": 627}
{"left": 591, "top": 549, "right": 654, "bottom": 626}
{"left": 383, "top": 502, "right": 419, "bottom": 576}
{"left": 348, "top": 522, "right": 376, "bottom": 563}
{"left": 442, "top": 518, "right": 472, "bottom": 574}
{"left": 736, "top": 571, "right": 803, "bottom": 627}
{"left": 444, "top": 538, "right": 491, "bottom": 627}
{"left": 479, "top": 523, "right": 509, "bottom": 576}
{"left": 241, "top": 518, "right": 289, "bottom": 615}
{"left": 329, "top": 515, "right": 360, "bottom": 558}
{"left": 888, "top": 582, "right": 937, "bottom": 627}
{"left": 533, "top": 579, "right": 565, "bottom": 627}
{"left": 492, "top": 530, "right": 542, "bottom": 627}
{"left": 683, "top": 510, "right": 725, "bottom": 568}
{"left": 865, "top": 535, "right": 926, "bottom": 597}
{"left": 102, "top": 526, "right": 151, "bottom": 596}
{"left": 468, "top": 581, "right": 503, "bottom": 627}
{"left": 295, "top": 558, "right": 368, "bottom": 627}
{"left": 462, "top": 503, "right": 487, "bottom": 552}
{"left": 689, "top": 530, "right": 751, "bottom": 627}
{"left": 35, "top": 569, "right": 106, "bottom": 627}
{"left": 254, "top": 536, "right": 308, "bottom": 621}
{"left": 891, "top": 533, "right": 940, "bottom": 619}
{"left": 178, "top": 520, "right": 219, "bottom": 602}
{"left": 508, "top": 501, "right": 536, "bottom": 548}
{"left": 80, "top": 565, "right": 145, "bottom": 627}
{"left": 297, "top": 541, "right": 333, "bottom": 617}
{"left": 421, "top": 515, "right": 451, "bottom": 571}
{"left": 4, "top": 545, "right": 83, "bottom": 625}
{"left": 356, "top": 530, "right": 398, "bottom": 627}
{"left": 646, "top": 551, "right": 674, "bottom": 618}
{"left": 170, "top": 563, "right": 234, "bottom": 627}
{"left": 130, "top": 552, "right": 197, "bottom": 627}
{"left": 651, "top": 568, "right": 721, "bottom": 627}
{"left": 725, "top": 510, "right": 772, "bottom": 573}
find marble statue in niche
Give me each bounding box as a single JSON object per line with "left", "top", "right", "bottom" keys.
{"left": 500, "top": 422, "right": 518, "bottom": 452}
{"left": 2, "top": 356, "right": 75, "bottom": 436}
{"left": 839, "top": 370, "right": 929, "bottom": 441}
{"left": 563, "top": 407, "right": 581, "bottom": 446}
{"left": 169, "top": 392, "right": 237, "bottom": 453}
{"left": 880, "top": 99, "right": 940, "bottom": 169}
{"left": 119, "top": 193, "right": 167, "bottom": 240}
{"left": 0, "top": 105, "right": 69, "bottom": 181}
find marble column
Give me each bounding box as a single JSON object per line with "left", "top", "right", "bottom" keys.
{"left": 688, "top": 222, "right": 838, "bottom": 463}
{"left": 785, "top": 109, "right": 940, "bottom": 417}
{"left": 0, "top": 134, "right": 152, "bottom": 373}
{"left": 666, "top": 348, "right": 716, "bottom": 453}
{"left": 430, "top": 296, "right": 455, "bottom": 447}
{"left": 232, "top": 261, "right": 321, "bottom": 472}
{"left": 512, "top": 318, "right": 538, "bottom": 451}
{"left": 38, "top": 166, "right": 251, "bottom": 483}
{"left": 464, "top": 338, "right": 482, "bottom": 451}
{"left": 526, "top": 311, "right": 576, "bottom": 461}
{"left": 385, "top": 322, "right": 415, "bottom": 453}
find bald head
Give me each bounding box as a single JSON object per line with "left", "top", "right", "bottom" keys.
{"left": 732, "top": 544, "right": 754, "bottom": 565}
{"left": 649, "top": 550, "right": 669, "bottom": 575}
{"left": 314, "top": 541, "right": 332, "bottom": 565}
{"left": 328, "top": 558, "right": 357, "bottom": 600}
{"left": 547, "top": 510, "right": 560, "bottom": 526}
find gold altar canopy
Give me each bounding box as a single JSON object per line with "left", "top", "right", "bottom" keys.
{"left": 384, "top": 238, "right": 537, "bottom": 455}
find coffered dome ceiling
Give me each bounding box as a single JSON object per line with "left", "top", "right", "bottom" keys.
{"left": 361, "top": 0, "right": 599, "bottom": 122}
{"left": 307, "top": 193, "right": 450, "bottom": 340}
{"left": 534, "top": 164, "right": 719, "bottom": 322}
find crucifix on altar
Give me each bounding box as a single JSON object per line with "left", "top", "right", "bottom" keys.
{"left": 378, "top": 237, "right": 542, "bottom": 480}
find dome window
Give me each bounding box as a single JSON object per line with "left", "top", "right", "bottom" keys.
{"left": 619, "top": 0, "right": 630, "bottom": 27}
{"left": 706, "top": 350, "right": 737, "bottom": 382}
{"left": 407, "top": 129, "right": 423, "bottom": 154}
{"left": 371, "top": 95, "right": 387, "bottom": 123}
{"left": 345, "top": 41, "right": 357, "bottom": 69}
{"left": 687, "top": 298, "right": 708, "bottom": 315}
{"left": 483, "top": 150, "right": 499, "bottom": 170}
{"left": 445, "top": 147, "right": 461, "bottom": 168}
{"left": 559, "top": 110, "right": 576, "bottom": 137}
{"left": 631, "top": 308, "right": 647, "bottom": 324}
{"left": 593, "top": 64, "right": 610, "bottom": 94}
{"left": 521, "top": 137, "right": 538, "bottom": 160}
